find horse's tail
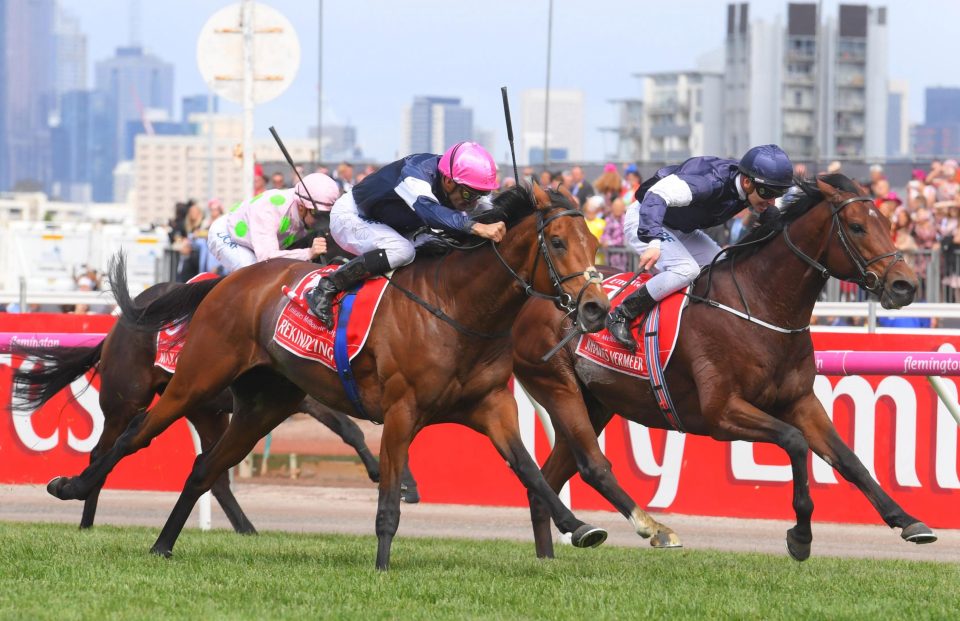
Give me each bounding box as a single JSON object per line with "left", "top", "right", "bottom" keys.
{"left": 109, "top": 252, "right": 223, "bottom": 333}
{"left": 11, "top": 341, "right": 104, "bottom": 411}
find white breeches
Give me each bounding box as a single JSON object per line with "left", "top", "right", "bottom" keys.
{"left": 206, "top": 217, "right": 256, "bottom": 274}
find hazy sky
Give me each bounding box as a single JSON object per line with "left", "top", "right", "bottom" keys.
{"left": 59, "top": 0, "right": 960, "bottom": 162}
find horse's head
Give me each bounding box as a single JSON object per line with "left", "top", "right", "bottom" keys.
{"left": 810, "top": 174, "right": 917, "bottom": 309}
{"left": 485, "top": 184, "right": 608, "bottom": 332}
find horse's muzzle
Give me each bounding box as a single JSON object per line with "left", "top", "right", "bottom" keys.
{"left": 880, "top": 278, "right": 917, "bottom": 310}
{"left": 578, "top": 299, "right": 609, "bottom": 333}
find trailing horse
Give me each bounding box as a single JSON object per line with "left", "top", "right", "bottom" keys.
{"left": 45, "top": 184, "right": 611, "bottom": 570}
{"left": 513, "top": 174, "right": 936, "bottom": 560}
{"left": 13, "top": 281, "right": 418, "bottom": 532}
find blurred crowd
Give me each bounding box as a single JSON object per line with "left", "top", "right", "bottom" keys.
{"left": 6, "top": 156, "right": 960, "bottom": 328}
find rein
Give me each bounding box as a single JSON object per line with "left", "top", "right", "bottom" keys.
{"left": 382, "top": 204, "right": 600, "bottom": 341}
{"left": 690, "top": 193, "right": 903, "bottom": 334}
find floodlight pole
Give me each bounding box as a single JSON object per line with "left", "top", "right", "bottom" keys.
{"left": 242, "top": 0, "right": 255, "bottom": 197}
{"left": 543, "top": 0, "right": 554, "bottom": 169}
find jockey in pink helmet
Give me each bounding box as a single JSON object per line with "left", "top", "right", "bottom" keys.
{"left": 305, "top": 141, "right": 505, "bottom": 328}
{"left": 207, "top": 172, "right": 341, "bottom": 273}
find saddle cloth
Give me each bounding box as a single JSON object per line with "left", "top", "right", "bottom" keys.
{"left": 575, "top": 272, "right": 688, "bottom": 379}
{"left": 154, "top": 272, "right": 220, "bottom": 373}
{"left": 273, "top": 266, "right": 389, "bottom": 371}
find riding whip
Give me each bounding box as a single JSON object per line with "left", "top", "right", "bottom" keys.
{"left": 500, "top": 87, "right": 521, "bottom": 185}
{"left": 269, "top": 125, "right": 328, "bottom": 264}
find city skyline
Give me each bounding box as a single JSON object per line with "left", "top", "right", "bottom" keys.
{"left": 56, "top": 0, "right": 960, "bottom": 164}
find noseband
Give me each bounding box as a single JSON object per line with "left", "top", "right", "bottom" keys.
{"left": 492, "top": 206, "right": 602, "bottom": 317}
{"left": 783, "top": 195, "right": 904, "bottom": 293}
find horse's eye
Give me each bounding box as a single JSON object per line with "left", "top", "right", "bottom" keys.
{"left": 551, "top": 237, "right": 565, "bottom": 250}
{"left": 849, "top": 223, "right": 866, "bottom": 234}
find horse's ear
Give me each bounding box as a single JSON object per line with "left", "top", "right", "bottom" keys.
{"left": 557, "top": 185, "right": 580, "bottom": 210}
{"left": 815, "top": 175, "right": 840, "bottom": 201}
{"left": 532, "top": 182, "right": 551, "bottom": 210}
{"left": 852, "top": 178, "right": 870, "bottom": 196}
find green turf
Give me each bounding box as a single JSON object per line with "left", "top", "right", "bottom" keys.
{"left": 0, "top": 521, "right": 956, "bottom": 620}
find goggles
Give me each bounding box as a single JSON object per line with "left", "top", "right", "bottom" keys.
{"left": 457, "top": 184, "right": 491, "bottom": 203}
{"left": 752, "top": 181, "right": 787, "bottom": 200}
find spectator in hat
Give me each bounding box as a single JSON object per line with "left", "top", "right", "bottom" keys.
{"left": 621, "top": 164, "right": 642, "bottom": 202}
{"left": 875, "top": 191, "right": 902, "bottom": 221}
{"left": 594, "top": 163, "right": 623, "bottom": 205}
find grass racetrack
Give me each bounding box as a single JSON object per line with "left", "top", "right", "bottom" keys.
{"left": 2, "top": 522, "right": 958, "bottom": 620}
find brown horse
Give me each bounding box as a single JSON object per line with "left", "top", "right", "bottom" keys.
{"left": 513, "top": 174, "right": 936, "bottom": 561}
{"left": 45, "top": 184, "right": 611, "bottom": 569}
{"left": 12, "top": 281, "right": 417, "bottom": 532}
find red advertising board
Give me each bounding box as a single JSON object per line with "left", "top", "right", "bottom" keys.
{"left": 409, "top": 332, "right": 960, "bottom": 528}
{"left": 1, "top": 314, "right": 197, "bottom": 491}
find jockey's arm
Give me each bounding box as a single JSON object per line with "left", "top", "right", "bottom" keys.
{"left": 248, "top": 204, "right": 313, "bottom": 262}
{"left": 394, "top": 176, "right": 475, "bottom": 235}
{"left": 635, "top": 174, "right": 716, "bottom": 247}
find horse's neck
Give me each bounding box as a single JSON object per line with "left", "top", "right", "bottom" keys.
{"left": 723, "top": 211, "right": 832, "bottom": 324}
{"left": 409, "top": 228, "right": 533, "bottom": 335}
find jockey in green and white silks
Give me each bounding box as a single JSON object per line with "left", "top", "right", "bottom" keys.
{"left": 207, "top": 173, "right": 341, "bottom": 274}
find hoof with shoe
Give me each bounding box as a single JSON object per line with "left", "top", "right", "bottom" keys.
{"left": 650, "top": 530, "right": 683, "bottom": 549}
{"left": 786, "top": 528, "right": 811, "bottom": 562}
{"left": 46, "top": 476, "right": 69, "bottom": 500}
{"left": 400, "top": 485, "right": 420, "bottom": 504}
{"left": 901, "top": 522, "right": 937, "bottom": 544}
{"left": 149, "top": 545, "right": 173, "bottom": 559}
{"left": 571, "top": 524, "right": 607, "bottom": 548}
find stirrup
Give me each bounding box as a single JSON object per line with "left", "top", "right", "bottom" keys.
{"left": 306, "top": 281, "right": 338, "bottom": 328}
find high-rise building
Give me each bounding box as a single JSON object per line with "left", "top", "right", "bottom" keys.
{"left": 638, "top": 71, "right": 723, "bottom": 162}
{"left": 310, "top": 123, "right": 360, "bottom": 162}
{"left": 602, "top": 98, "right": 644, "bottom": 163}
{"left": 911, "top": 87, "right": 960, "bottom": 157}
{"left": 401, "top": 96, "right": 473, "bottom": 155}
{"left": 94, "top": 46, "right": 174, "bottom": 163}
{"left": 53, "top": 6, "right": 86, "bottom": 111}
{"left": 181, "top": 94, "right": 218, "bottom": 124}
{"left": 520, "top": 89, "right": 584, "bottom": 166}
{"left": 886, "top": 80, "right": 908, "bottom": 157}
{"left": 0, "top": 0, "right": 56, "bottom": 192}
{"left": 723, "top": 2, "right": 888, "bottom": 162}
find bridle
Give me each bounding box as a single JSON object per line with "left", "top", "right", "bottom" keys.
{"left": 783, "top": 194, "right": 904, "bottom": 293}
{"left": 491, "top": 205, "right": 602, "bottom": 319}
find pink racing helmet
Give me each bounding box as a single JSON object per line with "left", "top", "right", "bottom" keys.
{"left": 294, "top": 173, "right": 341, "bottom": 212}
{"left": 438, "top": 142, "right": 498, "bottom": 192}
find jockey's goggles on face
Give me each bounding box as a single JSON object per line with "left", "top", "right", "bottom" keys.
{"left": 752, "top": 181, "right": 787, "bottom": 200}
{"left": 457, "top": 184, "right": 491, "bottom": 203}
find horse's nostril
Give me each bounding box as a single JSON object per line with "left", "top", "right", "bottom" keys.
{"left": 891, "top": 279, "right": 916, "bottom": 296}
{"left": 581, "top": 301, "right": 605, "bottom": 323}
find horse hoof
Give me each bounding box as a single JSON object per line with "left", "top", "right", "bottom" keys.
{"left": 46, "top": 476, "right": 68, "bottom": 499}
{"left": 150, "top": 545, "right": 173, "bottom": 559}
{"left": 650, "top": 530, "right": 683, "bottom": 549}
{"left": 902, "top": 522, "right": 937, "bottom": 544}
{"left": 786, "top": 528, "right": 811, "bottom": 562}
{"left": 400, "top": 487, "right": 420, "bottom": 504}
{"left": 571, "top": 524, "right": 607, "bottom": 548}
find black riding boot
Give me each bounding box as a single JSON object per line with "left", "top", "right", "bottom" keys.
{"left": 605, "top": 285, "right": 657, "bottom": 353}
{"left": 305, "top": 250, "right": 389, "bottom": 329}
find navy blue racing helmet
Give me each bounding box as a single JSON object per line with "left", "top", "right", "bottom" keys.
{"left": 738, "top": 144, "right": 793, "bottom": 188}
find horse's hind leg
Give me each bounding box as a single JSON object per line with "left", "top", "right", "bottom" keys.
{"left": 79, "top": 411, "right": 131, "bottom": 528}
{"left": 299, "top": 396, "right": 380, "bottom": 482}
{"left": 708, "top": 395, "right": 814, "bottom": 561}
{"left": 47, "top": 361, "right": 235, "bottom": 503}
{"left": 465, "top": 388, "right": 608, "bottom": 551}
{"left": 151, "top": 369, "right": 305, "bottom": 557}
{"left": 787, "top": 394, "right": 936, "bottom": 544}
{"left": 185, "top": 409, "right": 257, "bottom": 535}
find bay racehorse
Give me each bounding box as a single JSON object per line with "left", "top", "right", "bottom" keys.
{"left": 46, "top": 184, "right": 611, "bottom": 569}
{"left": 12, "top": 281, "right": 418, "bottom": 531}
{"left": 513, "top": 174, "right": 936, "bottom": 561}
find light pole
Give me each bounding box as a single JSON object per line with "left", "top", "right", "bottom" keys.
{"left": 543, "top": 0, "right": 553, "bottom": 169}
{"left": 317, "top": 0, "right": 323, "bottom": 167}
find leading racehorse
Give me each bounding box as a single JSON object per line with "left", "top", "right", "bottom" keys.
{"left": 513, "top": 174, "right": 936, "bottom": 561}
{"left": 45, "top": 184, "right": 611, "bottom": 569}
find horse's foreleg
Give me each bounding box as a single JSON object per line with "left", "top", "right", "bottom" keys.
{"left": 78, "top": 409, "right": 132, "bottom": 528}
{"left": 787, "top": 394, "right": 936, "bottom": 544}
{"left": 710, "top": 395, "right": 814, "bottom": 561}
{"left": 151, "top": 372, "right": 304, "bottom": 557}
{"left": 466, "top": 388, "right": 607, "bottom": 551}
{"left": 186, "top": 410, "right": 257, "bottom": 535}
{"left": 299, "top": 396, "right": 381, "bottom": 483}
{"left": 374, "top": 398, "right": 417, "bottom": 571}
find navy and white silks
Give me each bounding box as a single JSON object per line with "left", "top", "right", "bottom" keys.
{"left": 627, "top": 156, "right": 753, "bottom": 301}
{"left": 331, "top": 153, "right": 478, "bottom": 269}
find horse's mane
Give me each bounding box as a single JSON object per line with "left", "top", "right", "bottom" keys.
{"left": 471, "top": 184, "right": 572, "bottom": 228}
{"left": 721, "top": 173, "right": 860, "bottom": 262}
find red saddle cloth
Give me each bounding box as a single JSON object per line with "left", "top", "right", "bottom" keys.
{"left": 575, "top": 272, "right": 688, "bottom": 379}
{"left": 273, "top": 266, "right": 389, "bottom": 371}
{"left": 154, "top": 272, "right": 220, "bottom": 373}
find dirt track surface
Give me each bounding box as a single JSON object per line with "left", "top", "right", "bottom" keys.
{"left": 2, "top": 481, "right": 958, "bottom": 563}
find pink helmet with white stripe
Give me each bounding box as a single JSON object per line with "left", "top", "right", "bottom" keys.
{"left": 438, "top": 142, "right": 499, "bottom": 192}
{"left": 294, "top": 173, "right": 341, "bottom": 212}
